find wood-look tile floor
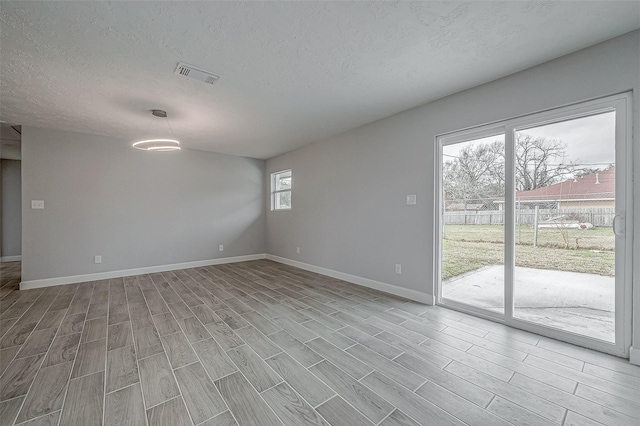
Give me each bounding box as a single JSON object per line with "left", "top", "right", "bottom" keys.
{"left": 1, "top": 259, "right": 640, "bottom": 426}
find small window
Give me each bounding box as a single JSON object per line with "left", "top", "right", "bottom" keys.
{"left": 271, "top": 169, "right": 291, "bottom": 210}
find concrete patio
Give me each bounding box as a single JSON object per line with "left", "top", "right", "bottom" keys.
{"left": 442, "top": 265, "right": 615, "bottom": 342}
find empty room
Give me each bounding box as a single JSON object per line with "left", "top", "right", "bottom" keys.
{"left": 1, "top": 1, "right": 640, "bottom": 425}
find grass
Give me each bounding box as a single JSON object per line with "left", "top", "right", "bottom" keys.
{"left": 444, "top": 224, "right": 614, "bottom": 250}
{"left": 443, "top": 225, "right": 615, "bottom": 279}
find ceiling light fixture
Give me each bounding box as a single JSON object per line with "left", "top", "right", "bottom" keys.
{"left": 132, "top": 110, "right": 181, "bottom": 152}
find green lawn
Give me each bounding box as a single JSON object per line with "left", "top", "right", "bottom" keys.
{"left": 442, "top": 225, "right": 615, "bottom": 280}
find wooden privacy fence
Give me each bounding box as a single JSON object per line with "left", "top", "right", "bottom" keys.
{"left": 444, "top": 208, "right": 615, "bottom": 226}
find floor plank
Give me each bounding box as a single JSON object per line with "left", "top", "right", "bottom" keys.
{"left": 145, "top": 396, "right": 192, "bottom": 426}
{"left": 132, "top": 326, "right": 163, "bottom": 360}
{"left": 71, "top": 339, "right": 106, "bottom": 379}
{"left": 215, "top": 372, "right": 283, "bottom": 426}
{"left": 106, "top": 345, "right": 138, "bottom": 393}
{"left": 309, "top": 361, "right": 393, "bottom": 424}
{"left": 200, "top": 410, "right": 238, "bottom": 426}
{"left": 15, "top": 362, "right": 72, "bottom": 423}
{"left": 0, "top": 397, "right": 25, "bottom": 426}
{"left": 226, "top": 344, "right": 282, "bottom": 392}
{"left": 235, "top": 326, "right": 282, "bottom": 359}
{"left": 59, "top": 371, "right": 104, "bottom": 426}
{"left": 315, "top": 396, "right": 375, "bottom": 426}
{"left": 0, "top": 354, "right": 45, "bottom": 400}
{"left": 346, "top": 344, "right": 425, "bottom": 390}
{"left": 262, "top": 382, "right": 330, "bottom": 426}
{"left": 107, "top": 321, "right": 133, "bottom": 351}
{"left": 161, "top": 332, "right": 198, "bottom": 369}
{"left": 204, "top": 320, "right": 245, "bottom": 351}
{"left": 306, "top": 338, "right": 373, "bottom": 380}
{"left": 268, "top": 330, "right": 324, "bottom": 367}
{"left": 360, "top": 371, "right": 464, "bottom": 426}
{"left": 265, "top": 352, "right": 335, "bottom": 407}
{"left": 19, "top": 410, "right": 61, "bottom": 425}
{"left": 173, "top": 362, "right": 227, "bottom": 424}
{"left": 42, "top": 333, "right": 80, "bottom": 368}
{"left": 104, "top": 383, "right": 146, "bottom": 426}
{"left": 15, "top": 328, "right": 57, "bottom": 359}
{"left": 192, "top": 338, "right": 237, "bottom": 381}
{"left": 379, "top": 409, "right": 421, "bottom": 426}
{"left": 138, "top": 353, "right": 180, "bottom": 408}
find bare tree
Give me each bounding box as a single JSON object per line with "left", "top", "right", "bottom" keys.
{"left": 444, "top": 133, "right": 584, "bottom": 201}
{"left": 443, "top": 141, "right": 503, "bottom": 201}
{"left": 514, "top": 134, "right": 579, "bottom": 191}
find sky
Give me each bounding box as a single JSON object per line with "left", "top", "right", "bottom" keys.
{"left": 520, "top": 111, "right": 615, "bottom": 167}
{"left": 443, "top": 110, "right": 616, "bottom": 168}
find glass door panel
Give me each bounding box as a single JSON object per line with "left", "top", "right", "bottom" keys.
{"left": 441, "top": 134, "right": 505, "bottom": 314}
{"left": 512, "top": 112, "right": 617, "bottom": 342}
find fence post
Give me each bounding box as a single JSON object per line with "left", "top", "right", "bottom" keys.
{"left": 533, "top": 205, "right": 539, "bottom": 247}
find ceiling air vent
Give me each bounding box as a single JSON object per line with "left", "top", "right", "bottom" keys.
{"left": 174, "top": 62, "right": 220, "bottom": 85}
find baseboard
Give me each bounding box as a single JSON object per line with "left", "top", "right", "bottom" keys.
{"left": 630, "top": 346, "right": 640, "bottom": 366}
{"left": 266, "top": 254, "right": 433, "bottom": 305}
{"left": 20, "top": 253, "right": 267, "bottom": 290}
{"left": 1, "top": 255, "right": 22, "bottom": 262}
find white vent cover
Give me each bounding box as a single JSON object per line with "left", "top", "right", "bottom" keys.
{"left": 174, "top": 62, "right": 220, "bottom": 85}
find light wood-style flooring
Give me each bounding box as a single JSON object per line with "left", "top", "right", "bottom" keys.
{"left": 1, "top": 260, "right": 640, "bottom": 425}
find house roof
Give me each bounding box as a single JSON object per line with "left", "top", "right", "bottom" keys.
{"left": 516, "top": 167, "right": 615, "bottom": 202}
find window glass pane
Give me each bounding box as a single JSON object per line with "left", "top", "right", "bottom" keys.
{"left": 441, "top": 134, "right": 505, "bottom": 314}
{"left": 275, "top": 191, "right": 291, "bottom": 209}
{"left": 513, "top": 111, "right": 616, "bottom": 342}
{"left": 276, "top": 171, "right": 292, "bottom": 191}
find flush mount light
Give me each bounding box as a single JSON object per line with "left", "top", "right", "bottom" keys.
{"left": 133, "top": 110, "right": 181, "bottom": 152}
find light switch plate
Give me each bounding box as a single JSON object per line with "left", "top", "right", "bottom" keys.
{"left": 31, "top": 200, "right": 45, "bottom": 209}
{"left": 406, "top": 195, "right": 417, "bottom": 205}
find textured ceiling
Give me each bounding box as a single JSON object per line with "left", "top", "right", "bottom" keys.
{"left": 1, "top": 1, "right": 638, "bottom": 159}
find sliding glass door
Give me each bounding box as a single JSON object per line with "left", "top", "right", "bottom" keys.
{"left": 440, "top": 131, "right": 506, "bottom": 316}
{"left": 436, "top": 93, "right": 632, "bottom": 356}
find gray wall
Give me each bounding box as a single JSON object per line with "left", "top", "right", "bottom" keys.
{"left": 22, "top": 127, "right": 266, "bottom": 281}
{"left": 1, "top": 159, "right": 22, "bottom": 258}
{"left": 266, "top": 31, "right": 639, "bottom": 326}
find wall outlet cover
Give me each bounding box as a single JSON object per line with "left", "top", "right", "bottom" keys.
{"left": 31, "top": 200, "right": 45, "bottom": 209}
{"left": 219, "top": 245, "right": 224, "bottom": 251}
{"left": 406, "top": 195, "right": 417, "bottom": 205}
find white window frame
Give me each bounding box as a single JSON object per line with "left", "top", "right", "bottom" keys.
{"left": 271, "top": 169, "right": 292, "bottom": 211}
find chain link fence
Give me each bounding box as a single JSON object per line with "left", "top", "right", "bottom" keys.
{"left": 443, "top": 197, "right": 615, "bottom": 251}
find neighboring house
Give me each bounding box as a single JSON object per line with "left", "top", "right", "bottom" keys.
{"left": 495, "top": 167, "right": 615, "bottom": 210}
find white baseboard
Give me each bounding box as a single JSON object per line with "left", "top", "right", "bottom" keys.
{"left": 20, "top": 254, "right": 267, "bottom": 290}
{"left": 630, "top": 346, "right": 640, "bottom": 366}
{"left": 19, "top": 252, "right": 434, "bottom": 306}
{"left": 266, "top": 254, "right": 433, "bottom": 305}
{"left": 1, "top": 255, "right": 21, "bottom": 262}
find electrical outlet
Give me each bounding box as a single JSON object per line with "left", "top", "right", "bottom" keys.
{"left": 395, "top": 264, "right": 402, "bottom": 274}
{"left": 31, "top": 200, "right": 45, "bottom": 209}
{"left": 296, "top": 247, "right": 300, "bottom": 254}
{"left": 94, "top": 255, "right": 102, "bottom": 264}
{"left": 406, "top": 195, "right": 417, "bottom": 205}
{"left": 219, "top": 245, "right": 224, "bottom": 252}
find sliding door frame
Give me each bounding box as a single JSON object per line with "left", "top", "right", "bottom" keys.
{"left": 434, "top": 92, "right": 633, "bottom": 357}
{"left": 434, "top": 123, "right": 507, "bottom": 322}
